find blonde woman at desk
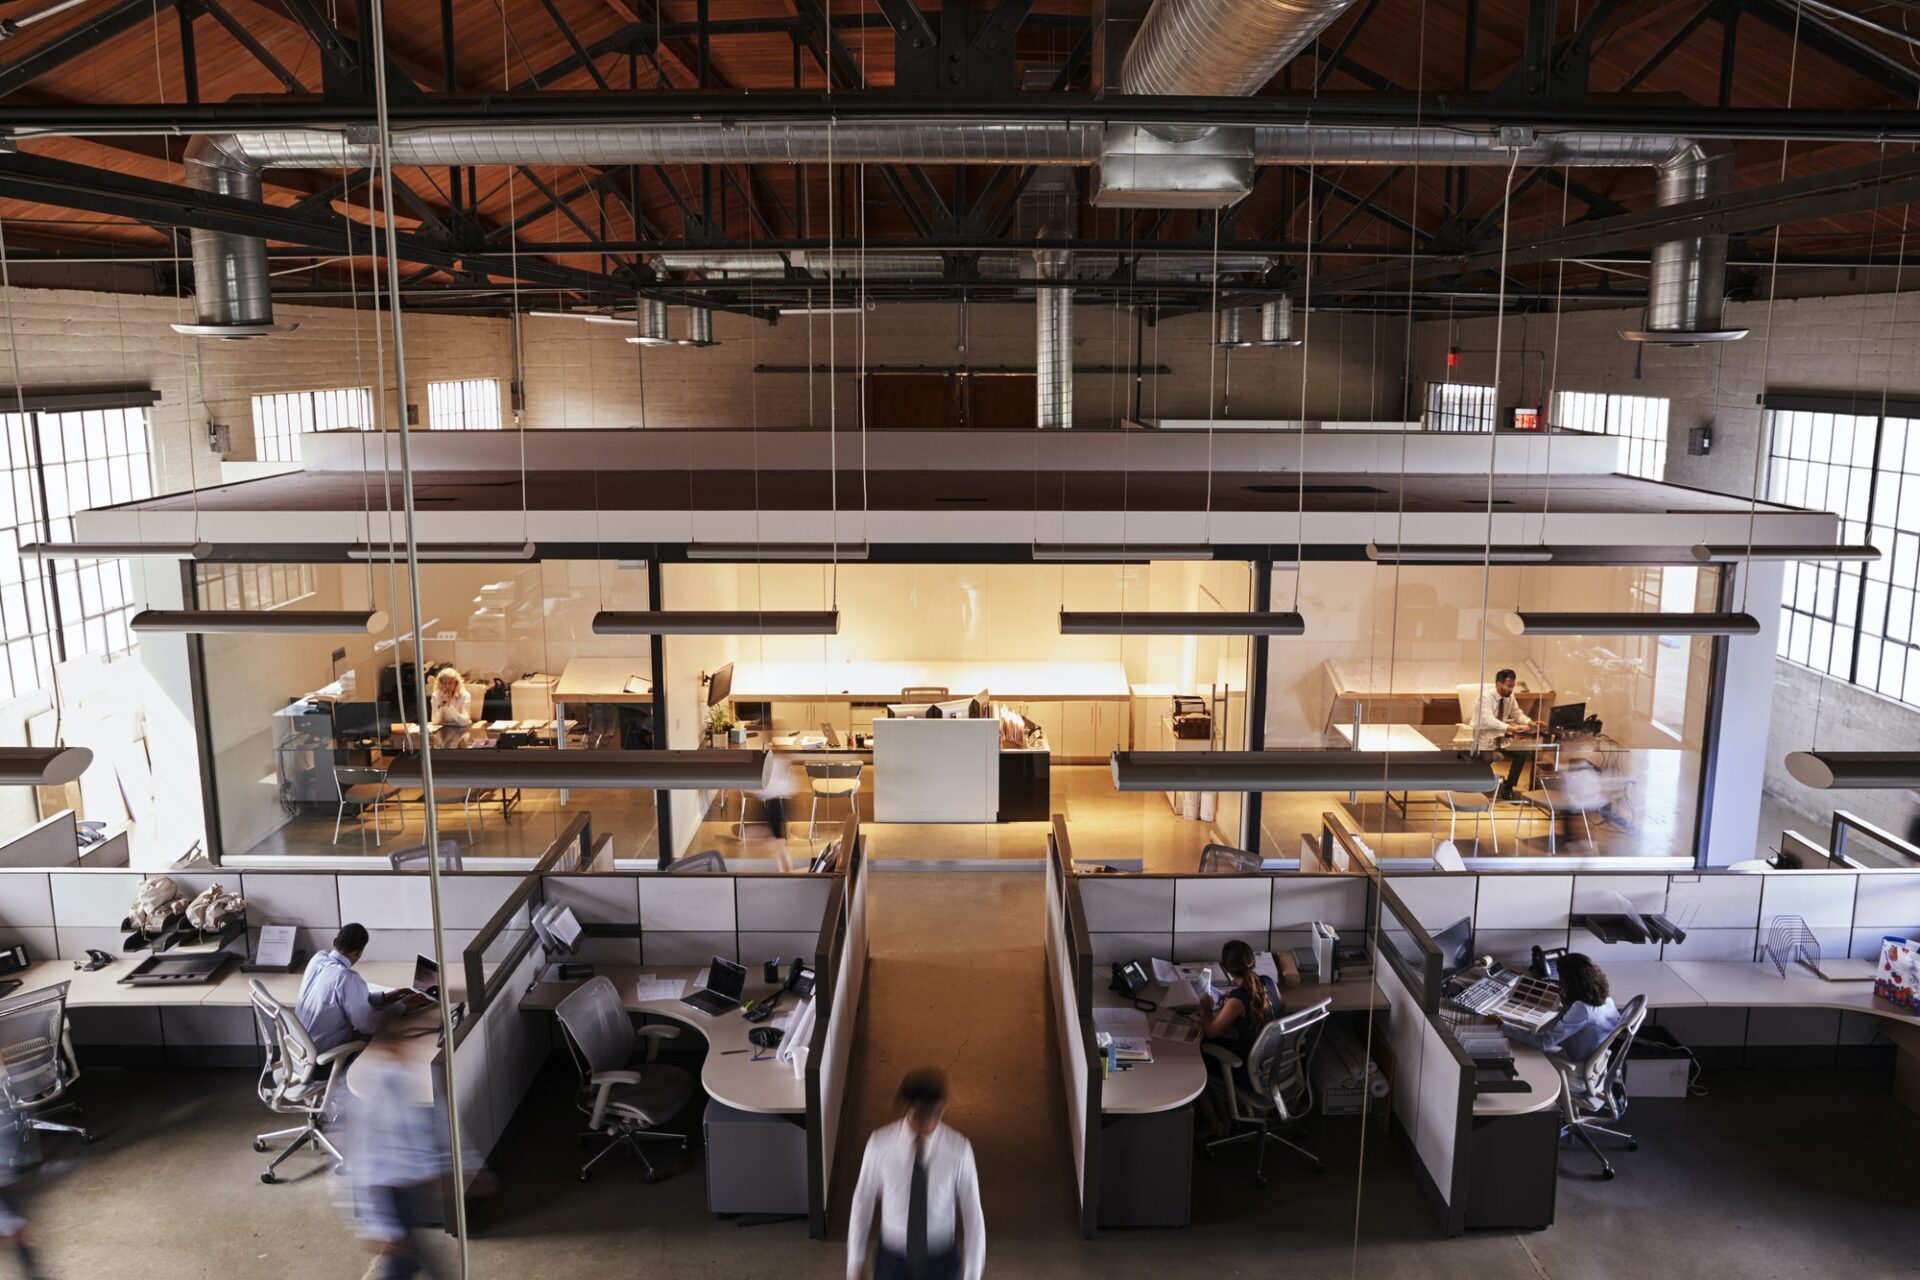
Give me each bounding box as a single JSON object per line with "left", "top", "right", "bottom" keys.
{"left": 1195, "top": 939, "right": 1284, "bottom": 1138}
{"left": 429, "top": 668, "right": 472, "bottom": 728}
{"left": 1502, "top": 953, "right": 1620, "bottom": 1060}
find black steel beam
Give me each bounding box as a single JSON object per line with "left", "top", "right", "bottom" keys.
{"left": 1718, "top": 8, "right": 1739, "bottom": 109}
{"left": 512, "top": 24, "right": 646, "bottom": 92}
{"left": 1315, "top": 0, "right": 1383, "bottom": 92}
{"left": 0, "top": 0, "right": 182, "bottom": 98}
{"left": 1620, "top": 1, "right": 1718, "bottom": 91}
{"left": 535, "top": 0, "right": 612, "bottom": 92}
{"left": 974, "top": 0, "right": 1035, "bottom": 54}
{"left": 874, "top": 0, "right": 936, "bottom": 51}
{"left": 1739, "top": 0, "right": 1920, "bottom": 101}
{"left": 178, "top": 3, "right": 200, "bottom": 106}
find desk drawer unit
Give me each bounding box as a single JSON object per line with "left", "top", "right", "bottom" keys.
{"left": 703, "top": 1100, "right": 808, "bottom": 1216}
{"left": 1097, "top": 1107, "right": 1192, "bottom": 1228}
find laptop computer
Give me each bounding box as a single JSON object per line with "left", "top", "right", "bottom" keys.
{"left": 392, "top": 953, "right": 442, "bottom": 1008}
{"left": 680, "top": 956, "right": 748, "bottom": 1016}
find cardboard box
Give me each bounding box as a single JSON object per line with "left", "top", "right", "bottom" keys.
{"left": 1624, "top": 1054, "right": 1690, "bottom": 1098}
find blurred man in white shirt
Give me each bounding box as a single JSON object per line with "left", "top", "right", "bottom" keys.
{"left": 848, "top": 1069, "right": 985, "bottom": 1280}
{"left": 1474, "top": 667, "right": 1538, "bottom": 799}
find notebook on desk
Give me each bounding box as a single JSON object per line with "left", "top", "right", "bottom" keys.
{"left": 1806, "top": 957, "right": 1879, "bottom": 982}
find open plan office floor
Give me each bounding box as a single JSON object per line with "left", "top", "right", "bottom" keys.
{"left": 12, "top": 832, "right": 1920, "bottom": 1279}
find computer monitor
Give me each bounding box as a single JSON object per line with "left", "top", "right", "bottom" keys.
{"left": 707, "top": 662, "right": 734, "bottom": 708}
{"left": 1548, "top": 701, "right": 1588, "bottom": 731}
{"left": 1432, "top": 916, "right": 1475, "bottom": 974}
{"left": 333, "top": 701, "right": 383, "bottom": 739}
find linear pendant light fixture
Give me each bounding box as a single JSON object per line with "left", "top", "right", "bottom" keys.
{"left": 686, "top": 542, "right": 869, "bottom": 561}
{"left": 593, "top": 610, "right": 840, "bottom": 636}
{"left": 1032, "top": 544, "right": 1214, "bottom": 562}
{"left": 131, "top": 609, "right": 392, "bottom": 634}
{"left": 1059, "top": 610, "right": 1305, "bottom": 636}
{"left": 1109, "top": 750, "right": 1497, "bottom": 793}
{"left": 0, "top": 746, "right": 93, "bottom": 785}
{"left": 1368, "top": 543, "right": 1553, "bottom": 564}
{"left": 385, "top": 749, "right": 772, "bottom": 792}
{"left": 20, "top": 541, "right": 212, "bottom": 560}
{"left": 347, "top": 542, "right": 535, "bottom": 561}
{"left": 1501, "top": 611, "right": 1760, "bottom": 637}
{"left": 1693, "top": 544, "right": 1881, "bottom": 563}
{"left": 1783, "top": 751, "right": 1920, "bottom": 790}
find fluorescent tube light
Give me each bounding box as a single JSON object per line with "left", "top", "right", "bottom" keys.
{"left": 131, "top": 610, "right": 391, "bottom": 635}
{"left": 20, "top": 542, "right": 211, "bottom": 560}
{"left": 1501, "top": 611, "right": 1760, "bottom": 637}
{"left": 593, "top": 610, "right": 839, "bottom": 636}
{"left": 527, "top": 309, "right": 637, "bottom": 326}
{"left": 0, "top": 746, "right": 92, "bottom": 785}
{"left": 1693, "top": 544, "right": 1881, "bottom": 563}
{"left": 1109, "top": 750, "right": 1496, "bottom": 793}
{"left": 1059, "top": 611, "right": 1305, "bottom": 636}
{"left": 1783, "top": 752, "right": 1920, "bottom": 790}
{"left": 1031, "top": 544, "right": 1214, "bottom": 562}
{"left": 685, "top": 543, "right": 869, "bottom": 562}
{"left": 1367, "top": 543, "right": 1553, "bottom": 564}
{"left": 347, "top": 543, "right": 535, "bottom": 561}
{"left": 385, "top": 749, "right": 772, "bottom": 792}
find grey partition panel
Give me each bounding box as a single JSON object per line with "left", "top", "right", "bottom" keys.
{"left": 338, "top": 874, "right": 437, "bottom": 930}
{"left": 1077, "top": 878, "right": 1174, "bottom": 933}
{"left": 737, "top": 876, "right": 834, "bottom": 932}
{"left": 638, "top": 877, "right": 736, "bottom": 932}
{"left": 542, "top": 874, "right": 641, "bottom": 925}
{"left": 1386, "top": 876, "right": 1478, "bottom": 934}
{"left": 1173, "top": 878, "right": 1272, "bottom": 935}
{"left": 239, "top": 873, "right": 341, "bottom": 929}
{"left": 1269, "top": 877, "right": 1369, "bottom": 931}
{"left": 0, "top": 812, "right": 76, "bottom": 869}
{"left": 0, "top": 872, "right": 53, "bottom": 930}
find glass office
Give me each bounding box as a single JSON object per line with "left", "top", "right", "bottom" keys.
{"left": 195, "top": 558, "right": 660, "bottom": 863}
{"left": 1255, "top": 561, "right": 1721, "bottom": 863}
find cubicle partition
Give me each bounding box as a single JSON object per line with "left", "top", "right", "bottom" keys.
{"left": 1044, "top": 820, "right": 1100, "bottom": 1238}
{"left": 806, "top": 816, "right": 868, "bottom": 1238}
{"left": 0, "top": 810, "right": 128, "bottom": 869}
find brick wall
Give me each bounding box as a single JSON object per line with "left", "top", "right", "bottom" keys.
{"left": 1408, "top": 292, "right": 1920, "bottom": 845}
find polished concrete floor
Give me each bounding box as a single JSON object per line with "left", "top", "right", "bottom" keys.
{"left": 11, "top": 838, "right": 1920, "bottom": 1278}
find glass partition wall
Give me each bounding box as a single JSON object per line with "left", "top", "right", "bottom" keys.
{"left": 198, "top": 557, "right": 660, "bottom": 862}
{"left": 1259, "top": 560, "right": 1720, "bottom": 863}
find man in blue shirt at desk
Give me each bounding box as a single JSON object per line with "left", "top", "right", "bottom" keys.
{"left": 295, "top": 923, "right": 424, "bottom": 1053}
{"left": 1503, "top": 953, "right": 1621, "bottom": 1060}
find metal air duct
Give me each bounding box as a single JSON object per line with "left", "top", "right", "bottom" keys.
{"left": 1216, "top": 307, "right": 1255, "bottom": 347}
{"left": 680, "top": 308, "right": 715, "bottom": 347}
{"left": 1121, "top": 0, "right": 1366, "bottom": 143}
{"left": 173, "top": 135, "right": 296, "bottom": 337}
{"left": 626, "top": 298, "right": 671, "bottom": 346}
{"left": 1258, "top": 295, "right": 1299, "bottom": 346}
{"left": 1036, "top": 239, "right": 1073, "bottom": 430}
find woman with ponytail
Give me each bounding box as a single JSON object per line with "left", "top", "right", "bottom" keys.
{"left": 1195, "top": 939, "right": 1285, "bottom": 1137}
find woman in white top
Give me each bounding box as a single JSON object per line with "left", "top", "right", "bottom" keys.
{"left": 430, "top": 668, "right": 472, "bottom": 728}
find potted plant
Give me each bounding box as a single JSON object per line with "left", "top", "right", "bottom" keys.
{"left": 707, "top": 705, "right": 734, "bottom": 747}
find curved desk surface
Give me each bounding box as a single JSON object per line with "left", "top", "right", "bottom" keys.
{"left": 522, "top": 964, "right": 805, "bottom": 1116}
{"left": 1095, "top": 975, "right": 1381, "bottom": 1116}
{"left": 1474, "top": 1047, "right": 1563, "bottom": 1117}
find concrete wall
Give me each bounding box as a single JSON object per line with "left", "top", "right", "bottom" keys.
{"left": 1409, "top": 291, "right": 1920, "bottom": 851}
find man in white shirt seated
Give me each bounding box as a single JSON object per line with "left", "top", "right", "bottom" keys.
{"left": 848, "top": 1069, "right": 986, "bottom": 1280}
{"left": 1474, "top": 667, "right": 1539, "bottom": 800}
{"left": 294, "top": 924, "right": 426, "bottom": 1054}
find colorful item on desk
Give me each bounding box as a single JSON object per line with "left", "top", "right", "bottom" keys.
{"left": 1875, "top": 936, "right": 1920, "bottom": 1013}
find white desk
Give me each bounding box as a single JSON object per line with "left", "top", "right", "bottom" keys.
{"left": 1331, "top": 723, "right": 1442, "bottom": 752}
{"left": 12, "top": 958, "right": 441, "bottom": 1012}
{"left": 731, "top": 659, "right": 1130, "bottom": 702}
{"left": 554, "top": 657, "right": 654, "bottom": 704}
{"left": 1472, "top": 1046, "right": 1562, "bottom": 1118}
{"left": 521, "top": 965, "right": 803, "bottom": 1115}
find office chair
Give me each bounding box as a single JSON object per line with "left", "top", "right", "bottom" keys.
{"left": 247, "top": 979, "right": 362, "bottom": 1183}
{"left": 805, "top": 761, "right": 863, "bottom": 841}
{"left": 1523, "top": 766, "right": 1605, "bottom": 854}
{"left": 669, "top": 849, "right": 727, "bottom": 873}
{"left": 332, "top": 764, "right": 400, "bottom": 845}
{"left": 388, "top": 840, "right": 465, "bottom": 872}
{"left": 1553, "top": 993, "right": 1648, "bottom": 1180}
{"left": 0, "top": 981, "right": 91, "bottom": 1147}
{"left": 555, "top": 976, "right": 695, "bottom": 1183}
{"left": 1197, "top": 843, "right": 1263, "bottom": 874}
{"left": 1433, "top": 790, "right": 1499, "bottom": 854}
{"left": 1201, "top": 997, "right": 1331, "bottom": 1187}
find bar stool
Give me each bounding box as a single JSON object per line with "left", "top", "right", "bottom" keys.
{"left": 805, "top": 761, "right": 863, "bottom": 840}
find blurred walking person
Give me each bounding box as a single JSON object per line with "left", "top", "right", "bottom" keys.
{"left": 847, "top": 1068, "right": 985, "bottom": 1280}
{"left": 346, "top": 1030, "right": 450, "bottom": 1279}
{"left": 0, "top": 1094, "right": 46, "bottom": 1280}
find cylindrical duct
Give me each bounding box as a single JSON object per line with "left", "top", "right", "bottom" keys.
{"left": 1036, "top": 243, "right": 1073, "bottom": 430}
{"left": 176, "top": 136, "right": 294, "bottom": 337}
{"left": 630, "top": 298, "right": 670, "bottom": 345}
{"left": 681, "top": 308, "right": 715, "bottom": 347}
{"left": 1216, "top": 307, "right": 1255, "bottom": 347}
{"left": 1121, "top": 0, "right": 1365, "bottom": 141}
{"left": 1627, "top": 143, "right": 1744, "bottom": 343}
{"left": 1259, "top": 294, "right": 1297, "bottom": 344}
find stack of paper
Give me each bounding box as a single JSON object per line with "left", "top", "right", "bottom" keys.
{"left": 1150, "top": 1010, "right": 1201, "bottom": 1044}
{"left": 1094, "top": 1007, "right": 1154, "bottom": 1063}
{"left": 633, "top": 974, "right": 686, "bottom": 1001}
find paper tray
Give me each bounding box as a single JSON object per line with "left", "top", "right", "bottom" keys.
{"left": 118, "top": 950, "right": 236, "bottom": 986}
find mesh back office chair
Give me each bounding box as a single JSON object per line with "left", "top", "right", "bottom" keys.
{"left": 388, "top": 840, "right": 465, "bottom": 872}
{"left": 332, "top": 765, "right": 400, "bottom": 845}
{"left": 1198, "top": 843, "right": 1263, "bottom": 874}
{"left": 1201, "top": 997, "right": 1331, "bottom": 1187}
{"left": 555, "top": 976, "right": 695, "bottom": 1182}
{"left": 805, "top": 762, "right": 863, "bottom": 841}
{"left": 247, "top": 979, "right": 363, "bottom": 1183}
{"left": 1553, "top": 993, "right": 1648, "bottom": 1180}
{"left": 0, "top": 982, "right": 91, "bottom": 1147}
{"left": 669, "top": 850, "right": 728, "bottom": 873}
{"left": 1523, "top": 765, "right": 1606, "bottom": 854}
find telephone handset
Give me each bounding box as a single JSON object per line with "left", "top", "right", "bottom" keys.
{"left": 784, "top": 959, "right": 816, "bottom": 999}
{"left": 0, "top": 943, "right": 28, "bottom": 977}
{"left": 1109, "top": 959, "right": 1156, "bottom": 1011}
{"left": 1530, "top": 945, "right": 1568, "bottom": 981}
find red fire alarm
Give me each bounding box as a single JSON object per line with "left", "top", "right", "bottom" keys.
{"left": 1446, "top": 346, "right": 1460, "bottom": 369}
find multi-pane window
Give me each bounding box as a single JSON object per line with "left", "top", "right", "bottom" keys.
{"left": 1766, "top": 402, "right": 1920, "bottom": 706}
{"left": 195, "top": 563, "right": 318, "bottom": 612}
{"left": 1553, "top": 390, "right": 1671, "bottom": 481}
{"left": 1424, "top": 381, "right": 1497, "bottom": 433}
{"left": 427, "top": 378, "right": 503, "bottom": 431}
{"left": 0, "top": 406, "right": 153, "bottom": 700}
{"left": 250, "top": 387, "right": 374, "bottom": 463}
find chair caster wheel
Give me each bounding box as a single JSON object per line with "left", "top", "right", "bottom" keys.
{"left": 253, "top": 1139, "right": 268, "bottom": 1152}
{"left": 1202, "top": 1149, "right": 1214, "bottom": 1161}
{"left": 578, "top": 1173, "right": 591, "bottom": 1183}
{"left": 1626, "top": 1139, "right": 1638, "bottom": 1152}
{"left": 261, "top": 1172, "right": 276, "bottom": 1185}
{"left": 643, "top": 1171, "right": 658, "bottom": 1185}
{"left": 1254, "top": 1175, "right": 1267, "bottom": 1189}
{"left": 1312, "top": 1163, "right": 1326, "bottom": 1175}
{"left": 80, "top": 1133, "right": 94, "bottom": 1146}
{"left": 1600, "top": 1168, "right": 1616, "bottom": 1181}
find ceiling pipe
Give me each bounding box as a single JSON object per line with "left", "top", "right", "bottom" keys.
{"left": 182, "top": 128, "right": 1733, "bottom": 343}
{"left": 1036, "top": 233, "right": 1074, "bottom": 430}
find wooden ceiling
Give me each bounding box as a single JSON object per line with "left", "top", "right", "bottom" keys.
{"left": 0, "top": 0, "right": 1914, "bottom": 308}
